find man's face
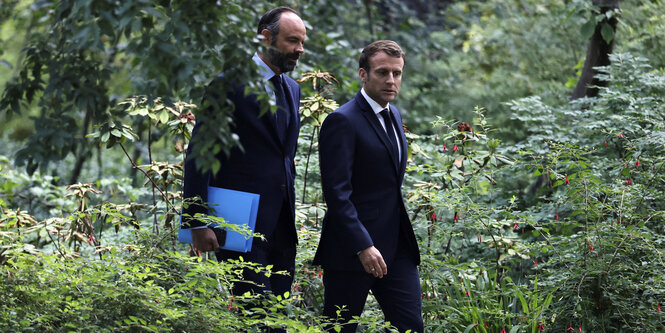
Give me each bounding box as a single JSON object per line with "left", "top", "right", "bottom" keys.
{"left": 359, "top": 51, "right": 404, "bottom": 108}
{"left": 264, "top": 12, "right": 306, "bottom": 74}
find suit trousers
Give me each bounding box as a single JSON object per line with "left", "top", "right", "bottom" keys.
{"left": 215, "top": 199, "right": 296, "bottom": 332}
{"left": 322, "top": 244, "right": 423, "bottom": 333}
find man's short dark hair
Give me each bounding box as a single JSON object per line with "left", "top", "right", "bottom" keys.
{"left": 257, "top": 6, "right": 300, "bottom": 38}
{"left": 359, "top": 40, "right": 406, "bottom": 72}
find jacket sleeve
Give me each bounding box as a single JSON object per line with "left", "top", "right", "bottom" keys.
{"left": 319, "top": 112, "right": 373, "bottom": 255}
{"left": 181, "top": 120, "right": 210, "bottom": 229}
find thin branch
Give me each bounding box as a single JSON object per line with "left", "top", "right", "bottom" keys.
{"left": 119, "top": 142, "right": 169, "bottom": 203}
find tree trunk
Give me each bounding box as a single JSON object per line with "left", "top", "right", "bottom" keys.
{"left": 571, "top": 0, "right": 620, "bottom": 100}
{"left": 69, "top": 108, "right": 92, "bottom": 184}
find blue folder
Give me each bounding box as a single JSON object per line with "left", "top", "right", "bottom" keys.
{"left": 178, "top": 186, "right": 260, "bottom": 253}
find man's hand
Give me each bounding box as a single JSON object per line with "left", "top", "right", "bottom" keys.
{"left": 192, "top": 228, "right": 220, "bottom": 252}
{"left": 358, "top": 246, "right": 387, "bottom": 278}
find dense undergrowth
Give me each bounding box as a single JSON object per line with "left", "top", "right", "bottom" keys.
{"left": 1, "top": 54, "right": 664, "bottom": 332}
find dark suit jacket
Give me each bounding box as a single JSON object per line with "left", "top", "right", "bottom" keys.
{"left": 182, "top": 73, "right": 301, "bottom": 243}
{"left": 313, "top": 91, "right": 420, "bottom": 272}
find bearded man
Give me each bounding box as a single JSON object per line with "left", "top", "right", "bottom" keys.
{"left": 182, "top": 6, "right": 306, "bottom": 323}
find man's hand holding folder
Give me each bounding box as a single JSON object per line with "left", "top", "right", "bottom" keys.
{"left": 179, "top": 186, "right": 260, "bottom": 253}
{"left": 192, "top": 228, "right": 225, "bottom": 252}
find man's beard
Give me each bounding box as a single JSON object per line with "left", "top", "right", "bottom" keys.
{"left": 267, "top": 42, "right": 300, "bottom": 73}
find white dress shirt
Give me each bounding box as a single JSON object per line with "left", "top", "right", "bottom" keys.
{"left": 252, "top": 53, "right": 280, "bottom": 103}
{"left": 360, "top": 88, "right": 402, "bottom": 161}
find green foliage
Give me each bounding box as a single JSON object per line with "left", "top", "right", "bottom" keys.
{"left": 2, "top": 54, "right": 665, "bottom": 331}
{"left": 3, "top": 0, "right": 665, "bottom": 177}
{"left": 396, "top": 0, "right": 586, "bottom": 136}
{"left": 2, "top": 0, "right": 665, "bottom": 332}
{"left": 505, "top": 53, "right": 665, "bottom": 331}
{"left": 0, "top": 249, "right": 316, "bottom": 332}
{"left": 0, "top": 0, "right": 266, "bottom": 175}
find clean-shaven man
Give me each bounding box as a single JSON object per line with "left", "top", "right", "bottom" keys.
{"left": 314, "top": 40, "right": 423, "bottom": 332}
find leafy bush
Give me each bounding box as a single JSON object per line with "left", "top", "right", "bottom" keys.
{"left": 2, "top": 53, "right": 665, "bottom": 332}
{"left": 506, "top": 53, "right": 665, "bottom": 331}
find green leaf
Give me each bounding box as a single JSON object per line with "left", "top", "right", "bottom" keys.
{"left": 159, "top": 110, "right": 169, "bottom": 124}
{"left": 621, "top": 168, "right": 631, "bottom": 177}
{"left": 580, "top": 18, "right": 596, "bottom": 40}
{"left": 121, "top": 128, "right": 136, "bottom": 141}
{"left": 463, "top": 323, "right": 477, "bottom": 333}
{"left": 495, "top": 155, "right": 514, "bottom": 165}
{"left": 318, "top": 113, "right": 328, "bottom": 124}
{"left": 509, "top": 327, "right": 522, "bottom": 333}
{"left": 542, "top": 294, "right": 553, "bottom": 310}
{"left": 600, "top": 22, "right": 615, "bottom": 44}
{"left": 518, "top": 292, "right": 529, "bottom": 314}
{"left": 565, "top": 76, "right": 578, "bottom": 88}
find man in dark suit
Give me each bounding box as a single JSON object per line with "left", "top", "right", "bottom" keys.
{"left": 182, "top": 6, "right": 306, "bottom": 306}
{"left": 313, "top": 40, "right": 423, "bottom": 332}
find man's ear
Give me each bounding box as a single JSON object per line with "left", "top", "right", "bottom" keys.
{"left": 358, "top": 68, "right": 367, "bottom": 84}
{"left": 260, "top": 29, "right": 272, "bottom": 46}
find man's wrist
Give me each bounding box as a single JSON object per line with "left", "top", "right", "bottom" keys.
{"left": 357, "top": 245, "right": 373, "bottom": 256}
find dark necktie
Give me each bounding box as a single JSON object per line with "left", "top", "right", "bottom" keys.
{"left": 270, "top": 75, "right": 290, "bottom": 143}
{"left": 379, "top": 109, "right": 399, "bottom": 164}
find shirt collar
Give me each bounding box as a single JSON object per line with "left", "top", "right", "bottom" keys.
{"left": 253, "top": 52, "right": 276, "bottom": 82}
{"left": 361, "top": 87, "right": 389, "bottom": 115}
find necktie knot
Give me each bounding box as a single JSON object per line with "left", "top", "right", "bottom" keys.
{"left": 380, "top": 109, "right": 393, "bottom": 134}
{"left": 270, "top": 74, "right": 283, "bottom": 87}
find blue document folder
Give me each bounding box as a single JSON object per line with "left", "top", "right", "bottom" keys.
{"left": 178, "top": 186, "right": 260, "bottom": 253}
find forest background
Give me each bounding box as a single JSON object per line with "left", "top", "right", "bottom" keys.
{"left": 1, "top": 0, "right": 664, "bottom": 331}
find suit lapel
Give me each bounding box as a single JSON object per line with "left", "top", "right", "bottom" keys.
{"left": 355, "top": 93, "right": 400, "bottom": 175}
{"left": 228, "top": 79, "right": 283, "bottom": 150}
{"left": 260, "top": 75, "right": 298, "bottom": 153}
{"left": 282, "top": 77, "right": 300, "bottom": 152}
{"left": 260, "top": 102, "right": 282, "bottom": 149}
